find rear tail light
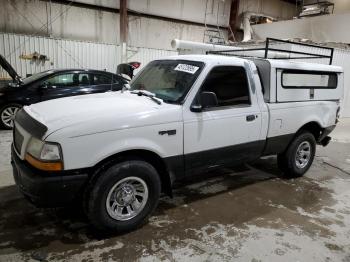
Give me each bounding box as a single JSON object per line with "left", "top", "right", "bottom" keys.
{"left": 129, "top": 62, "right": 141, "bottom": 69}
{"left": 336, "top": 106, "right": 340, "bottom": 123}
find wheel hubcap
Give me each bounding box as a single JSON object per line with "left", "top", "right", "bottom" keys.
{"left": 295, "top": 141, "right": 311, "bottom": 169}
{"left": 106, "top": 177, "right": 148, "bottom": 221}
{"left": 1, "top": 106, "right": 19, "bottom": 128}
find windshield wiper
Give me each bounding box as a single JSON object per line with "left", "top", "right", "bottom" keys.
{"left": 130, "top": 90, "right": 162, "bottom": 105}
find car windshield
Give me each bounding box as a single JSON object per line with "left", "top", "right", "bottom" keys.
{"left": 21, "top": 71, "right": 53, "bottom": 85}
{"left": 130, "top": 60, "right": 204, "bottom": 104}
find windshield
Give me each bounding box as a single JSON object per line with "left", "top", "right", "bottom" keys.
{"left": 22, "top": 71, "right": 53, "bottom": 85}
{"left": 130, "top": 60, "right": 204, "bottom": 103}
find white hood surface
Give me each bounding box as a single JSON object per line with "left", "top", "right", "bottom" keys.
{"left": 24, "top": 91, "right": 182, "bottom": 137}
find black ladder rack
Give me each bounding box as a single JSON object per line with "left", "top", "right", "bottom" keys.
{"left": 207, "top": 38, "right": 334, "bottom": 65}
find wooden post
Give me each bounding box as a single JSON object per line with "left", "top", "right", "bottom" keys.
{"left": 228, "top": 0, "right": 240, "bottom": 41}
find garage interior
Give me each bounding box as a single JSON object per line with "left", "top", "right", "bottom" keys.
{"left": 1, "top": 0, "right": 350, "bottom": 261}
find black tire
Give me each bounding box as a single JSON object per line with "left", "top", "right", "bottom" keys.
{"left": 0, "top": 103, "right": 22, "bottom": 129}
{"left": 277, "top": 131, "right": 316, "bottom": 178}
{"left": 86, "top": 160, "right": 161, "bottom": 233}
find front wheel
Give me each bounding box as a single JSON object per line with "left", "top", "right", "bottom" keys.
{"left": 86, "top": 160, "right": 161, "bottom": 233}
{"left": 277, "top": 131, "right": 316, "bottom": 178}
{"left": 0, "top": 103, "right": 21, "bottom": 129}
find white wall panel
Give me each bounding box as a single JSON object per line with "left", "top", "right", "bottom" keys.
{"left": 73, "top": 0, "right": 231, "bottom": 26}
{"left": 0, "top": 33, "right": 177, "bottom": 79}
{"left": 252, "top": 13, "right": 350, "bottom": 44}
{"left": 128, "top": 0, "right": 230, "bottom": 27}
{"left": 0, "top": 0, "right": 220, "bottom": 50}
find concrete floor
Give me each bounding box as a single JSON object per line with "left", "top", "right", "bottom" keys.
{"left": 0, "top": 120, "right": 350, "bottom": 261}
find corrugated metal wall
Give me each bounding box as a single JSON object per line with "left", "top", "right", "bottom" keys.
{"left": 0, "top": 33, "right": 178, "bottom": 79}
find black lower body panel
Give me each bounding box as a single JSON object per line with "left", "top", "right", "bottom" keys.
{"left": 184, "top": 140, "right": 265, "bottom": 176}
{"left": 11, "top": 146, "right": 88, "bottom": 207}
{"left": 262, "top": 134, "right": 295, "bottom": 156}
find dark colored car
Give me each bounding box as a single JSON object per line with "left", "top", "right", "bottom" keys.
{"left": 0, "top": 55, "right": 128, "bottom": 129}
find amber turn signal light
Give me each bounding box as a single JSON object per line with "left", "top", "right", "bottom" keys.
{"left": 25, "top": 153, "right": 63, "bottom": 171}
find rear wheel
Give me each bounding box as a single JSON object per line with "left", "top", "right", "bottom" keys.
{"left": 86, "top": 160, "right": 161, "bottom": 233}
{"left": 0, "top": 103, "right": 21, "bottom": 129}
{"left": 277, "top": 131, "right": 316, "bottom": 178}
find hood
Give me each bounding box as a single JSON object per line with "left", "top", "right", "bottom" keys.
{"left": 24, "top": 91, "right": 182, "bottom": 137}
{"left": 0, "top": 55, "right": 22, "bottom": 83}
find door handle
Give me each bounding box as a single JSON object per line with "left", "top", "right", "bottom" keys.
{"left": 246, "top": 114, "right": 256, "bottom": 122}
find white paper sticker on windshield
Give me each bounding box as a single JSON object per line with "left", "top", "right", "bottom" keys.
{"left": 174, "top": 64, "right": 199, "bottom": 74}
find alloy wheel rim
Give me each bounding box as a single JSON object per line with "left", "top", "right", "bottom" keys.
{"left": 1, "top": 106, "right": 19, "bottom": 128}
{"left": 106, "top": 176, "right": 149, "bottom": 221}
{"left": 295, "top": 141, "right": 311, "bottom": 169}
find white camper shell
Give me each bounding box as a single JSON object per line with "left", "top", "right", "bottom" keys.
{"left": 251, "top": 58, "right": 343, "bottom": 103}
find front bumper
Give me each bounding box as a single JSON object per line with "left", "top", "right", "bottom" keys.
{"left": 11, "top": 145, "right": 89, "bottom": 207}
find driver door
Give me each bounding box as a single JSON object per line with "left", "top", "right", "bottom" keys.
{"left": 183, "top": 65, "right": 263, "bottom": 175}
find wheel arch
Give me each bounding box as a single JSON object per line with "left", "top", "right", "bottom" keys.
{"left": 297, "top": 121, "right": 324, "bottom": 140}
{"left": 88, "top": 149, "right": 174, "bottom": 197}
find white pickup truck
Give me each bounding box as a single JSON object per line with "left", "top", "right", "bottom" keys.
{"left": 11, "top": 54, "right": 342, "bottom": 232}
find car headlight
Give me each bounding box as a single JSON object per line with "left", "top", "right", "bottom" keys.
{"left": 25, "top": 137, "right": 63, "bottom": 171}
{"left": 40, "top": 143, "right": 62, "bottom": 161}
{"left": 26, "top": 137, "right": 44, "bottom": 159}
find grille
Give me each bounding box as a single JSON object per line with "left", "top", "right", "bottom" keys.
{"left": 14, "top": 126, "right": 24, "bottom": 154}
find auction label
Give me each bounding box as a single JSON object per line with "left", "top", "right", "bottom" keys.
{"left": 174, "top": 64, "right": 199, "bottom": 74}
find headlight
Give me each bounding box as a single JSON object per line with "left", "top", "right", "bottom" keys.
{"left": 26, "top": 137, "right": 44, "bottom": 159}
{"left": 25, "top": 137, "right": 63, "bottom": 171}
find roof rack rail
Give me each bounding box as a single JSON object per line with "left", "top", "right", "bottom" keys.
{"left": 207, "top": 38, "right": 334, "bottom": 65}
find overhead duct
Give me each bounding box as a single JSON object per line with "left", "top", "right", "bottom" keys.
{"left": 171, "top": 39, "right": 237, "bottom": 54}
{"left": 171, "top": 39, "right": 289, "bottom": 58}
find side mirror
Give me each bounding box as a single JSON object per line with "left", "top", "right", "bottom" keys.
{"left": 191, "top": 91, "right": 218, "bottom": 112}
{"left": 38, "top": 82, "right": 53, "bottom": 90}
{"left": 39, "top": 83, "right": 48, "bottom": 89}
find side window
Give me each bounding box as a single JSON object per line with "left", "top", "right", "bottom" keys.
{"left": 282, "top": 70, "right": 338, "bottom": 89}
{"left": 79, "top": 73, "right": 90, "bottom": 85}
{"left": 201, "top": 66, "right": 250, "bottom": 108}
{"left": 93, "top": 74, "right": 113, "bottom": 85}
{"left": 45, "top": 73, "right": 76, "bottom": 87}
{"left": 44, "top": 73, "right": 89, "bottom": 87}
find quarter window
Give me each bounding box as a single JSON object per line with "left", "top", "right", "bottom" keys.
{"left": 282, "top": 70, "right": 338, "bottom": 89}
{"left": 93, "top": 74, "right": 113, "bottom": 85}
{"left": 200, "top": 66, "right": 251, "bottom": 107}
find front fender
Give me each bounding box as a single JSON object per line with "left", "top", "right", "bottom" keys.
{"left": 48, "top": 122, "right": 183, "bottom": 170}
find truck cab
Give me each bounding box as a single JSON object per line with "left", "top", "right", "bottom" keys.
{"left": 11, "top": 54, "right": 343, "bottom": 233}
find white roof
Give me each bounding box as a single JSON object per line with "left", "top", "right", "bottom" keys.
{"left": 163, "top": 54, "right": 343, "bottom": 73}
{"left": 165, "top": 54, "right": 247, "bottom": 64}
{"left": 267, "top": 59, "right": 343, "bottom": 73}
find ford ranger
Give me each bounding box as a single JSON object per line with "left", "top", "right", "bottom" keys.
{"left": 11, "top": 54, "right": 343, "bottom": 232}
